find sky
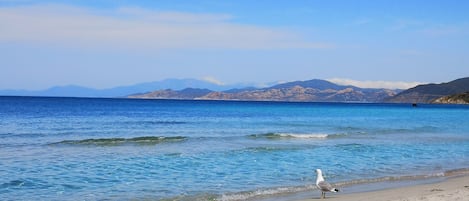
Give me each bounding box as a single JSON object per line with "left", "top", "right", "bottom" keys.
{"left": 1, "top": 0, "right": 468, "bottom": 90}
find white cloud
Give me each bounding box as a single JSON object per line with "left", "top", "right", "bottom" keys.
{"left": 201, "top": 76, "right": 225, "bottom": 85}
{"left": 0, "top": 4, "right": 333, "bottom": 50}
{"left": 327, "top": 78, "right": 424, "bottom": 89}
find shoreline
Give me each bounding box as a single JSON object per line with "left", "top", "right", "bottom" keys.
{"left": 244, "top": 169, "right": 469, "bottom": 201}
{"left": 292, "top": 175, "right": 469, "bottom": 201}
{"left": 3, "top": 95, "right": 469, "bottom": 106}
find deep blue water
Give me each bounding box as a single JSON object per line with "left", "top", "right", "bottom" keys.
{"left": 0, "top": 96, "right": 468, "bottom": 200}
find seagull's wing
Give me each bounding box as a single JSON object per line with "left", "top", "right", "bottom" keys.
{"left": 317, "top": 181, "right": 334, "bottom": 192}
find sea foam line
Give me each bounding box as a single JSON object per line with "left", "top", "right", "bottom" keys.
{"left": 217, "top": 168, "right": 469, "bottom": 201}
{"left": 248, "top": 132, "right": 344, "bottom": 139}
{"left": 278, "top": 133, "right": 329, "bottom": 138}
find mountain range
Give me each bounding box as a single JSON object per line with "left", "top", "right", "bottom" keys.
{"left": 2, "top": 77, "right": 468, "bottom": 104}
{"left": 128, "top": 79, "right": 400, "bottom": 102}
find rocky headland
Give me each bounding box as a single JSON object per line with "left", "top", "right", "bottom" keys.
{"left": 385, "top": 77, "right": 469, "bottom": 103}
{"left": 432, "top": 92, "right": 469, "bottom": 104}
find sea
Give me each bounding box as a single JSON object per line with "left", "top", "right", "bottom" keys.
{"left": 0, "top": 96, "right": 468, "bottom": 201}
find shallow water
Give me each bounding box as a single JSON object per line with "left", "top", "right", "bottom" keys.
{"left": 0, "top": 96, "right": 468, "bottom": 200}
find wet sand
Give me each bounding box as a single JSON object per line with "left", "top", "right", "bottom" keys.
{"left": 296, "top": 175, "right": 469, "bottom": 201}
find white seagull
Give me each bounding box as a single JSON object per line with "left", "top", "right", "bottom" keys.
{"left": 315, "top": 169, "right": 339, "bottom": 199}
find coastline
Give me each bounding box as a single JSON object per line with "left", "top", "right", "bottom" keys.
{"left": 220, "top": 169, "right": 469, "bottom": 201}
{"left": 292, "top": 175, "right": 469, "bottom": 201}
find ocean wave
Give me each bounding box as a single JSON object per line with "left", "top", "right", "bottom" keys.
{"left": 51, "top": 136, "right": 187, "bottom": 146}
{"left": 248, "top": 132, "right": 344, "bottom": 140}
{"left": 121, "top": 120, "right": 188, "bottom": 125}
{"left": 243, "top": 146, "right": 313, "bottom": 153}
{"left": 0, "top": 178, "right": 52, "bottom": 190}
{"left": 0, "top": 180, "right": 26, "bottom": 189}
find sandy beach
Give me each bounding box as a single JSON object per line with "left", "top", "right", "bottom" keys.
{"left": 296, "top": 175, "right": 469, "bottom": 201}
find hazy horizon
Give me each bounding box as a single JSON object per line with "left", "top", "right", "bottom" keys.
{"left": 0, "top": 77, "right": 427, "bottom": 91}
{"left": 1, "top": 0, "right": 468, "bottom": 90}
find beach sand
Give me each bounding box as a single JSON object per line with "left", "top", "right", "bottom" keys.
{"left": 295, "top": 175, "right": 469, "bottom": 201}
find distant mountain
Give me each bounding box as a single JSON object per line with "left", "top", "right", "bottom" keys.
{"left": 0, "top": 79, "right": 252, "bottom": 97}
{"left": 385, "top": 77, "right": 469, "bottom": 103}
{"left": 128, "top": 88, "right": 213, "bottom": 99}
{"left": 94, "top": 78, "right": 242, "bottom": 97}
{"left": 0, "top": 85, "right": 102, "bottom": 97}
{"left": 130, "top": 79, "right": 399, "bottom": 102}
{"left": 268, "top": 79, "right": 351, "bottom": 90}
{"left": 222, "top": 87, "right": 258, "bottom": 93}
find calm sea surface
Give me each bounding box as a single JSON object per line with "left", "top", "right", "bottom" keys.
{"left": 0, "top": 96, "right": 468, "bottom": 200}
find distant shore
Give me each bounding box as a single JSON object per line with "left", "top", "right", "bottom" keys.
{"left": 293, "top": 175, "right": 469, "bottom": 201}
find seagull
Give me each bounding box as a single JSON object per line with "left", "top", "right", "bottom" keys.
{"left": 315, "top": 169, "right": 339, "bottom": 199}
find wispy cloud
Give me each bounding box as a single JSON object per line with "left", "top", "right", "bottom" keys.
{"left": 350, "top": 18, "right": 373, "bottom": 26}
{"left": 327, "top": 78, "right": 424, "bottom": 89}
{"left": 419, "top": 26, "right": 462, "bottom": 37}
{"left": 201, "top": 76, "right": 225, "bottom": 85}
{"left": 0, "top": 4, "right": 333, "bottom": 50}
{"left": 115, "top": 7, "right": 233, "bottom": 23}
{"left": 390, "top": 19, "right": 468, "bottom": 38}
{"left": 390, "top": 19, "right": 424, "bottom": 31}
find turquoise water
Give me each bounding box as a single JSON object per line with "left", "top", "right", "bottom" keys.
{"left": 0, "top": 96, "right": 468, "bottom": 200}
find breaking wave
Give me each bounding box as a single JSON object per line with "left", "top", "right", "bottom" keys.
{"left": 248, "top": 132, "right": 345, "bottom": 139}
{"left": 52, "top": 136, "right": 187, "bottom": 146}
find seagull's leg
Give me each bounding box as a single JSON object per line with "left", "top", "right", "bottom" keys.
{"left": 321, "top": 191, "right": 325, "bottom": 199}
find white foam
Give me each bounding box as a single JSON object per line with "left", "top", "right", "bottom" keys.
{"left": 277, "top": 133, "right": 330, "bottom": 139}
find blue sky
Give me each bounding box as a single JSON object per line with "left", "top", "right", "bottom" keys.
{"left": 1, "top": 0, "right": 468, "bottom": 90}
